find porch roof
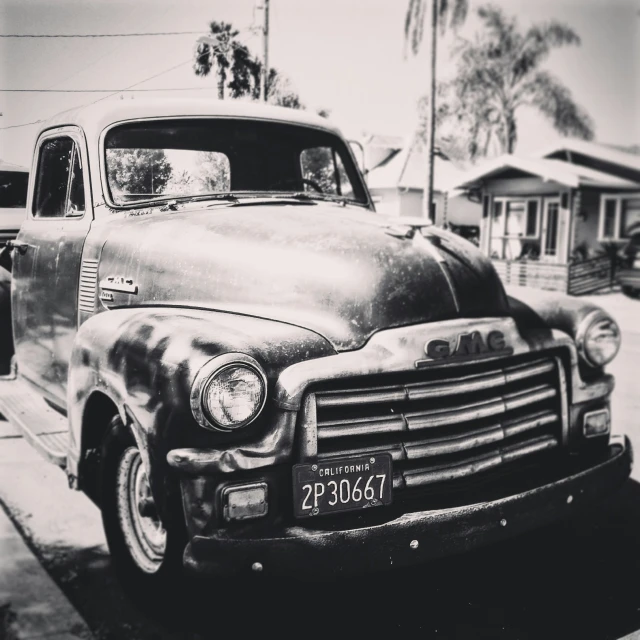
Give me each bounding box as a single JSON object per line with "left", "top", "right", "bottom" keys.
{"left": 367, "top": 143, "right": 466, "bottom": 193}
{"left": 453, "top": 154, "right": 640, "bottom": 191}
{"left": 534, "top": 139, "right": 640, "bottom": 173}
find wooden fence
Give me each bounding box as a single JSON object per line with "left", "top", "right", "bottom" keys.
{"left": 492, "top": 260, "right": 569, "bottom": 292}
{"left": 567, "top": 256, "right": 612, "bottom": 295}
{"left": 492, "top": 256, "right": 611, "bottom": 295}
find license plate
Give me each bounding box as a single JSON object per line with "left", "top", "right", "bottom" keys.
{"left": 292, "top": 454, "right": 392, "bottom": 518}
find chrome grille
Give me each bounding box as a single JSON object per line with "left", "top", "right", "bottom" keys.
{"left": 78, "top": 259, "right": 99, "bottom": 313}
{"left": 300, "top": 353, "right": 568, "bottom": 492}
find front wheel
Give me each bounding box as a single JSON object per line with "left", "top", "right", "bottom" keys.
{"left": 100, "top": 416, "right": 186, "bottom": 602}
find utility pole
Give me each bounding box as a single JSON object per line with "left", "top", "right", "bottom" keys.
{"left": 259, "top": 0, "right": 270, "bottom": 102}
{"left": 422, "top": 0, "right": 437, "bottom": 222}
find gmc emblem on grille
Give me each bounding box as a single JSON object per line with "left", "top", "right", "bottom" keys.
{"left": 416, "top": 330, "right": 513, "bottom": 368}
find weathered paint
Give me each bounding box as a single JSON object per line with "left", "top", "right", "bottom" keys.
{"left": 67, "top": 307, "right": 334, "bottom": 518}
{"left": 90, "top": 205, "right": 510, "bottom": 352}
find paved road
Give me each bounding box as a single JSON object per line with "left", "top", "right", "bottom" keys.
{"left": 0, "top": 291, "right": 638, "bottom": 640}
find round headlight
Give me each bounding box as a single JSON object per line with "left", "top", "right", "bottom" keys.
{"left": 577, "top": 312, "right": 621, "bottom": 367}
{"left": 191, "top": 354, "right": 267, "bottom": 431}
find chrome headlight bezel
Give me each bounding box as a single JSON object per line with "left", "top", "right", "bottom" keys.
{"left": 575, "top": 310, "right": 621, "bottom": 368}
{"left": 190, "top": 353, "right": 267, "bottom": 432}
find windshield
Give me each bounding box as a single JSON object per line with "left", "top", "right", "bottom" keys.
{"left": 104, "top": 118, "right": 369, "bottom": 207}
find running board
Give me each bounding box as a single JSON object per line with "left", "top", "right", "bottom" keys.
{"left": 0, "top": 375, "right": 68, "bottom": 468}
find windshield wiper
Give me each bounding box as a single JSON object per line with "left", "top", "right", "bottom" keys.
{"left": 288, "top": 192, "right": 361, "bottom": 206}
{"left": 164, "top": 193, "right": 239, "bottom": 207}
{"left": 120, "top": 193, "right": 240, "bottom": 209}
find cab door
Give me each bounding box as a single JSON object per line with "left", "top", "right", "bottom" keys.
{"left": 12, "top": 128, "right": 92, "bottom": 407}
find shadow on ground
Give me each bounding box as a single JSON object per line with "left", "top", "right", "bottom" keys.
{"left": 34, "top": 478, "right": 640, "bottom": 640}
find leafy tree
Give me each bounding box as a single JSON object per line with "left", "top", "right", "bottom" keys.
{"left": 106, "top": 148, "right": 173, "bottom": 197}
{"left": 196, "top": 151, "right": 231, "bottom": 192}
{"left": 164, "top": 169, "right": 195, "bottom": 196}
{"left": 404, "top": 0, "right": 469, "bottom": 218}
{"left": 163, "top": 152, "right": 230, "bottom": 195}
{"left": 437, "top": 5, "right": 594, "bottom": 159}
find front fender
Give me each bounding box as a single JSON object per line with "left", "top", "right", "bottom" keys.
{"left": 506, "top": 285, "right": 608, "bottom": 343}
{"left": 67, "top": 307, "right": 335, "bottom": 516}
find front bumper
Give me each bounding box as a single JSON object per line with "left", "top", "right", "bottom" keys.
{"left": 182, "top": 436, "right": 632, "bottom": 577}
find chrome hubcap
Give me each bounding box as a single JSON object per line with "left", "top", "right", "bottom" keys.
{"left": 116, "top": 447, "right": 167, "bottom": 574}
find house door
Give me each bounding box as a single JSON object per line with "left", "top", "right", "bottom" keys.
{"left": 541, "top": 197, "right": 569, "bottom": 264}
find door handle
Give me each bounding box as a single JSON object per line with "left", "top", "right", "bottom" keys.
{"left": 6, "top": 240, "right": 29, "bottom": 255}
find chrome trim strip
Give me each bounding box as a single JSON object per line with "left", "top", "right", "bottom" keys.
{"left": 555, "top": 355, "right": 570, "bottom": 446}
{"left": 314, "top": 358, "right": 556, "bottom": 407}
{"left": 316, "top": 385, "right": 557, "bottom": 437}
{"left": 412, "top": 232, "right": 461, "bottom": 313}
{"left": 299, "top": 393, "right": 318, "bottom": 461}
{"left": 317, "top": 410, "right": 559, "bottom": 463}
{"left": 401, "top": 435, "right": 559, "bottom": 488}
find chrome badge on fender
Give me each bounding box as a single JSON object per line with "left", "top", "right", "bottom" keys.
{"left": 416, "top": 330, "right": 513, "bottom": 368}
{"left": 99, "top": 275, "right": 138, "bottom": 295}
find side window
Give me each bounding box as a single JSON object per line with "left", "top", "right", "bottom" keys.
{"left": 300, "top": 146, "right": 356, "bottom": 197}
{"left": 0, "top": 171, "right": 29, "bottom": 208}
{"left": 33, "top": 137, "right": 85, "bottom": 218}
{"left": 335, "top": 154, "right": 354, "bottom": 197}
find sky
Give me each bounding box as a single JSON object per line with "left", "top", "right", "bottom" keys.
{"left": 0, "top": 0, "right": 638, "bottom": 167}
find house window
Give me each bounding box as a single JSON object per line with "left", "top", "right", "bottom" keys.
{"left": 526, "top": 200, "right": 539, "bottom": 236}
{"left": 599, "top": 194, "right": 640, "bottom": 241}
{"left": 489, "top": 197, "right": 541, "bottom": 259}
{"left": 603, "top": 199, "right": 616, "bottom": 238}
{"left": 620, "top": 198, "right": 640, "bottom": 237}
{"left": 494, "top": 198, "right": 540, "bottom": 239}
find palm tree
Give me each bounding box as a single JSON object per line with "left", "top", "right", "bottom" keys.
{"left": 194, "top": 22, "right": 245, "bottom": 99}
{"left": 193, "top": 21, "right": 304, "bottom": 109}
{"left": 404, "top": 0, "right": 468, "bottom": 220}
{"left": 446, "top": 5, "right": 594, "bottom": 156}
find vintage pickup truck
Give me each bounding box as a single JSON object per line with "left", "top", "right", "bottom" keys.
{"left": 0, "top": 99, "right": 631, "bottom": 597}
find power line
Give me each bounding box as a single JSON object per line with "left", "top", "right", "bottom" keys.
{"left": 0, "top": 57, "right": 193, "bottom": 130}
{"left": 0, "top": 120, "right": 44, "bottom": 130}
{"left": 88, "top": 58, "right": 192, "bottom": 105}
{"left": 0, "top": 27, "right": 258, "bottom": 130}
{"left": 0, "top": 31, "right": 203, "bottom": 38}
{"left": 0, "top": 88, "right": 216, "bottom": 93}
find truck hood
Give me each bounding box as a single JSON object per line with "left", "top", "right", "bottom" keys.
{"left": 97, "top": 203, "right": 510, "bottom": 351}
